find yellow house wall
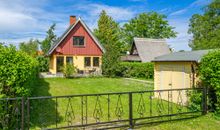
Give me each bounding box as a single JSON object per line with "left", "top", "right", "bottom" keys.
{"left": 154, "top": 61, "right": 199, "bottom": 104}
{"left": 49, "top": 54, "right": 102, "bottom": 74}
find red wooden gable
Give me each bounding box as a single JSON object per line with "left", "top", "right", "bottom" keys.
{"left": 52, "top": 21, "right": 103, "bottom": 56}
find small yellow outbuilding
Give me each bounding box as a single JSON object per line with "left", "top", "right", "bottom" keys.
{"left": 153, "top": 50, "right": 209, "bottom": 90}
{"left": 152, "top": 50, "right": 209, "bottom": 103}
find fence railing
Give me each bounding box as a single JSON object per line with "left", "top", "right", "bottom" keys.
{"left": 0, "top": 87, "right": 207, "bottom": 129}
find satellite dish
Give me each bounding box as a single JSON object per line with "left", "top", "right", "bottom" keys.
{"left": 56, "top": 47, "right": 61, "bottom": 52}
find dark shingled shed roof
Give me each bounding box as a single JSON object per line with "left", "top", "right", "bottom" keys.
{"left": 152, "top": 50, "right": 210, "bottom": 62}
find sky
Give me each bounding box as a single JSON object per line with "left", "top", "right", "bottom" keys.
{"left": 0, "top": 0, "right": 211, "bottom": 51}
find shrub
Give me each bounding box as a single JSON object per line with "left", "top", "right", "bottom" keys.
{"left": 36, "top": 56, "right": 49, "bottom": 72}
{"left": 0, "top": 44, "right": 38, "bottom": 97}
{"left": 199, "top": 50, "right": 220, "bottom": 113}
{"left": 188, "top": 90, "right": 202, "bottom": 111}
{"left": 117, "top": 62, "right": 154, "bottom": 79}
{"left": 62, "top": 63, "right": 76, "bottom": 78}
{"left": 0, "top": 44, "right": 38, "bottom": 129}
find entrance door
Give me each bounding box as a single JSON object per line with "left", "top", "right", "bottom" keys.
{"left": 159, "top": 64, "right": 185, "bottom": 103}
{"left": 159, "top": 65, "right": 172, "bottom": 101}
{"left": 56, "top": 56, "right": 64, "bottom": 72}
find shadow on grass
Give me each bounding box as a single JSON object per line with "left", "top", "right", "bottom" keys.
{"left": 28, "top": 78, "right": 62, "bottom": 129}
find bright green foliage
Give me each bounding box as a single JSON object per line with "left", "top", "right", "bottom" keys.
{"left": 19, "top": 39, "right": 39, "bottom": 57}
{"left": 117, "top": 62, "right": 154, "bottom": 79}
{"left": 94, "top": 10, "right": 123, "bottom": 50}
{"left": 188, "top": 90, "right": 202, "bottom": 111}
{"left": 94, "top": 10, "right": 122, "bottom": 77}
{"left": 199, "top": 50, "right": 220, "bottom": 113}
{"left": 188, "top": 0, "right": 220, "bottom": 50}
{"left": 40, "top": 24, "right": 57, "bottom": 54}
{"left": 62, "top": 63, "right": 76, "bottom": 78}
{"left": 122, "top": 12, "right": 177, "bottom": 45}
{"left": 36, "top": 56, "right": 49, "bottom": 72}
{"left": 0, "top": 44, "right": 38, "bottom": 97}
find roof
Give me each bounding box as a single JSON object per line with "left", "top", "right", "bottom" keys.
{"left": 47, "top": 18, "right": 105, "bottom": 55}
{"left": 152, "top": 50, "right": 210, "bottom": 62}
{"left": 130, "top": 38, "right": 171, "bottom": 62}
{"left": 120, "top": 55, "right": 141, "bottom": 62}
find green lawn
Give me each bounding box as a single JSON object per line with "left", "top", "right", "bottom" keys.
{"left": 29, "top": 77, "right": 219, "bottom": 130}
{"left": 33, "top": 77, "right": 153, "bottom": 96}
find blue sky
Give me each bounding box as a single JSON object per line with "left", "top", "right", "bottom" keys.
{"left": 0, "top": 0, "right": 211, "bottom": 51}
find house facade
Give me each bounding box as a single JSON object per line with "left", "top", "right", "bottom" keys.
{"left": 121, "top": 38, "right": 171, "bottom": 62}
{"left": 48, "top": 16, "right": 105, "bottom": 74}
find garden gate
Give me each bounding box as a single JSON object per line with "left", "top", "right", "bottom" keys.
{"left": 0, "top": 87, "right": 208, "bottom": 129}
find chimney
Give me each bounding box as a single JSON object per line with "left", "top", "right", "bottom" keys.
{"left": 70, "top": 16, "right": 76, "bottom": 25}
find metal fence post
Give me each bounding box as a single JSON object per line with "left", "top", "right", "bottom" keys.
{"left": 21, "top": 97, "right": 25, "bottom": 130}
{"left": 129, "top": 92, "right": 133, "bottom": 129}
{"left": 27, "top": 98, "right": 30, "bottom": 130}
{"left": 202, "top": 87, "right": 208, "bottom": 115}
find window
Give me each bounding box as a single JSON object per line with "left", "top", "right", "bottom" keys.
{"left": 93, "top": 57, "right": 99, "bottom": 67}
{"left": 66, "top": 57, "right": 73, "bottom": 64}
{"left": 73, "top": 36, "right": 85, "bottom": 46}
{"left": 84, "top": 57, "right": 91, "bottom": 67}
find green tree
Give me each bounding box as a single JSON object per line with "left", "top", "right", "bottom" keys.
{"left": 122, "top": 12, "right": 177, "bottom": 45}
{"left": 94, "top": 10, "right": 122, "bottom": 77}
{"left": 40, "top": 23, "right": 57, "bottom": 54}
{"left": 19, "top": 39, "right": 39, "bottom": 57}
{"left": 188, "top": 0, "right": 220, "bottom": 50}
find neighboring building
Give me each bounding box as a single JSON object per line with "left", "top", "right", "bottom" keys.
{"left": 48, "top": 16, "right": 105, "bottom": 74}
{"left": 152, "top": 50, "right": 210, "bottom": 103}
{"left": 121, "top": 38, "right": 171, "bottom": 62}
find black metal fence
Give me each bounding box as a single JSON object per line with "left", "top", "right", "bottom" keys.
{"left": 0, "top": 87, "right": 207, "bottom": 129}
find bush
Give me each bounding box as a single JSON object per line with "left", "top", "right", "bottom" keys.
{"left": 188, "top": 90, "right": 202, "bottom": 111}
{"left": 62, "top": 63, "right": 76, "bottom": 78}
{"left": 0, "top": 44, "right": 38, "bottom": 129}
{"left": 36, "top": 56, "right": 49, "bottom": 72}
{"left": 0, "top": 45, "right": 38, "bottom": 97}
{"left": 199, "top": 50, "right": 220, "bottom": 113}
{"left": 117, "top": 62, "right": 154, "bottom": 79}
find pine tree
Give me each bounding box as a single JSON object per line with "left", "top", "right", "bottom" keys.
{"left": 94, "top": 10, "right": 121, "bottom": 77}
{"left": 40, "top": 24, "right": 57, "bottom": 54}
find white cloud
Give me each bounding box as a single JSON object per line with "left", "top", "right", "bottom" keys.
{"left": 167, "top": 18, "right": 191, "bottom": 51}
{"left": 72, "top": 3, "right": 137, "bottom": 21}
{"left": 170, "top": 0, "right": 211, "bottom": 16}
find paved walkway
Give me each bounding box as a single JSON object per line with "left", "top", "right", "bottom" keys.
{"left": 124, "top": 78, "right": 154, "bottom": 84}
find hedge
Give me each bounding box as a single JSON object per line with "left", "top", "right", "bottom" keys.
{"left": 199, "top": 50, "right": 220, "bottom": 114}
{"left": 0, "top": 45, "right": 39, "bottom": 129}
{"left": 117, "top": 62, "right": 154, "bottom": 79}
{"left": 0, "top": 45, "right": 38, "bottom": 97}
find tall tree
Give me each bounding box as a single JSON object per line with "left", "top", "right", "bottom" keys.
{"left": 188, "top": 0, "right": 220, "bottom": 50}
{"left": 94, "top": 10, "right": 121, "bottom": 77}
{"left": 19, "top": 39, "right": 39, "bottom": 57}
{"left": 122, "top": 12, "right": 177, "bottom": 45}
{"left": 40, "top": 24, "right": 57, "bottom": 54}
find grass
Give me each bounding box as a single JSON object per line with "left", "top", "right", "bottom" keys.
{"left": 29, "top": 77, "right": 219, "bottom": 130}
{"left": 33, "top": 77, "right": 153, "bottom": 96}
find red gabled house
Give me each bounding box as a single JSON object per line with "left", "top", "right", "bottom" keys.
{"left": 48, "top": 16, "right": 105, "bottom": 74}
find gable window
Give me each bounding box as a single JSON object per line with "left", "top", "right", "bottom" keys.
{"left": 93, "top": 57, "right": 99, "bottom": 67}
{"left": 73, "top": 36, "right": 85, "bottom": 46}
{"left": 66, "top": 57, "right": 73, "bottom": 64}
{"left": 84, "top": 57, "right": 91, "bottom": 67}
